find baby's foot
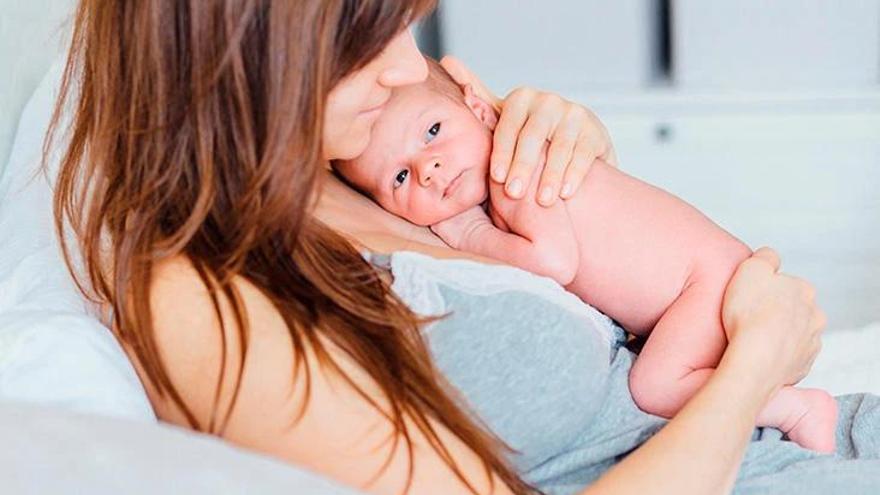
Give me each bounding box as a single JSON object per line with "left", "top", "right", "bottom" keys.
{"left": 783, "top": 389, "right": 838, "bottom": 454}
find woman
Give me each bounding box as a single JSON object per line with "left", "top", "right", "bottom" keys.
{"left": 49, "top": 1, "right": 877, "bottom": 494}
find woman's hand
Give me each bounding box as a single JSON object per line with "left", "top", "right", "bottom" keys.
{"left": 440, "top": 56, "right": 618, "bottom": 207}
{"left": 721, "top": 247, "right": 827, "bottom": 389}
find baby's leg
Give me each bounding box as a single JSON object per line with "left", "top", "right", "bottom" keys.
{"left": 628, "top": 278, "right": 727, "bottom": 418}
{"left": 629, "top": 280, "right": 838, "bottom": 452}
{"left": 757, "top": 386, "right": 838, "bottom": 453}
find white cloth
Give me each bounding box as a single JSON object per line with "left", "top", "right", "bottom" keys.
{"left": 0, "top": 402, "right": 360, "bottom": 494}
{"left": 0, "top": 59, "right": 153, "bottom": 421}
{"left": 803, "top": 322, "right": 880, "bottom": 396}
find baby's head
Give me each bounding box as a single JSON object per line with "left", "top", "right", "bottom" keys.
{"left": 334, "top": 59, "right": 497, "bottom": 226}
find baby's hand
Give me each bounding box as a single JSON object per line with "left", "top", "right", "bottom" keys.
{"left": 430, "top": 206, "right": 493, "bottom": 250}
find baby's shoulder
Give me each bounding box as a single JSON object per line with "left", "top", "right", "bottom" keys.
{"left": 487, "top": 180, "right": 530, "bottom": 215}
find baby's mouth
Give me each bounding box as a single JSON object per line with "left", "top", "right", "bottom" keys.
{"left": 443, "top": 171, "right": 464, "bottom": 200}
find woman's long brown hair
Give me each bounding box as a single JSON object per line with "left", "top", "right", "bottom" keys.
{"left": 48, "top": 1, "right": 536, "bottom": 493}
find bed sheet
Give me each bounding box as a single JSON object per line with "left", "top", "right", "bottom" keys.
{"left": 802, "top": 322, "right": 880, "bottom": 396}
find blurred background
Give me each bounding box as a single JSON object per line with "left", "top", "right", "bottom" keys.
{"left": 418, "top": 0, "right": 880, "bottom": 331}
{"left": 2, "top": 0, "right": 879, "bottom": 330}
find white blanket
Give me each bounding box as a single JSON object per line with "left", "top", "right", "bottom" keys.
{"left": 803, "top": 323, "right": 880, "bottom": 396}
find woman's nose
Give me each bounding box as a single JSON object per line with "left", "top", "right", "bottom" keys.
{"left": 378, "top": 29, "right": 429, "bottom": 88}
{"left": 416, "top": 161, "right": 441, "bottom": 187}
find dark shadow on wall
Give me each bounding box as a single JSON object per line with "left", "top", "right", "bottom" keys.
{"left": 416, "top": 6, "right": 443, "bottom": 60}
{"left": 418, "top": 2, "right": 672, "bottom": 83}
{"left": 655, "top": 0, "right": 672, "bottom": 82}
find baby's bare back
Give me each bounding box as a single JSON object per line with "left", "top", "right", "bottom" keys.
{"left": 564, "top": 161, "right": 751, "bottom": 335}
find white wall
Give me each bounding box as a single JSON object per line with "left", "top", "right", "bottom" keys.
{"left": 4, "top": 1, "right": 879, "bottom": 329}
{"left": 673, "top": 0, "right": 880, "bottom": 90}
{"left": 437, "top": 1, "right": 880, "bottom": 330}
{"left": 439, "top": 0, "right": 660, "bottom": 94}
{"left": 588, "top": 96, "right": 880, "bottom": 330}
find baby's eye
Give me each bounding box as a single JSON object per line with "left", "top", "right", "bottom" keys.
{"left": 425, "top": 122, "right": 441, "bottom": 143}
{"left": 393, "top": 169, "right": 409, "bottom": 189}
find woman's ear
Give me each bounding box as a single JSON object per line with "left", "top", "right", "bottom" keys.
{"left": 463, "top": 84, "right": 499, "bottom": 131}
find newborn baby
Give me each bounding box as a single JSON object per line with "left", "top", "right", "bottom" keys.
{"left": 334, "top": 60, "right": 838, "bottom": 452}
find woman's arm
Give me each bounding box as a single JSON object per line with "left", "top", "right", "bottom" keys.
{"left": 580, "top": 248, "right": 825, "bottom": 495}
{"left": 584, "top": 347, "right": 773, "bottom": 495}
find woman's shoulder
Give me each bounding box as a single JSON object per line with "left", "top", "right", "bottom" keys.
{"left": 150, "top": 255, "right": 276, "bottom": 321}
{"left": 146, "top": 255, "right": 286, "bottom": 427}
{"left": 149, "top": 255, "right": 281, "bottom": 362}
{"left": 146, "top": 255, "right": 504, "bottom": 493}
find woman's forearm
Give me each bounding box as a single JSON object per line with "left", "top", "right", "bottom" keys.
{"left": 581, "top": 344, "right": 777, "bottom": 495}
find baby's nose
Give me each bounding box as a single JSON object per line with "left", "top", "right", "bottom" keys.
{"left": 418, "top": 162, "right": 441, "bottom": 187}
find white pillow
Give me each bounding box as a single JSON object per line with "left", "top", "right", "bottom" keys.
{"left": 1, "top": 402, "right": 360, "bottom": 494}
{"left": 0, "top": 59, "right": 154, "bottom": 422}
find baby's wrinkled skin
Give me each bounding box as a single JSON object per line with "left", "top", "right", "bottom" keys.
{"left": 336, "top": 70, "right": 838, "bottom": 453}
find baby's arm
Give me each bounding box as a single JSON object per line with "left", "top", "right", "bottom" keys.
{"left": 431, "top": 188, "right": 579, "bottom": 285}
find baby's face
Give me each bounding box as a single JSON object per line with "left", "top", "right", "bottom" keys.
{"left": 337, "top": 83, "right": 494, "bottom": 226}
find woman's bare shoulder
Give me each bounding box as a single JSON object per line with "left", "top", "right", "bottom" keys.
{"left": 145, "top": 255, "right": 507, "bottom": 494}
{"left": 146, "top": 255, "right": 273, "bottom": 427}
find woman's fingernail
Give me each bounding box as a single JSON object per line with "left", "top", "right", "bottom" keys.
{"left": 492, "top": 166, "right": 506, "bottom": 182}
{"left": 561, "top": 182, "right": 573, "bottom": 198}
{"left": 507, "top": 178, "right": 523, "bottom": 197}
{"left": 539, "top": 186, "right": 554, "bottom": 205}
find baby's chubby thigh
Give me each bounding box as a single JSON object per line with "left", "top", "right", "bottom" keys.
{"left": 567, "top": 161, "right": 754, "bottom": 416}
{"left": 628, "top": 242, "right": 752, "bottom": 418}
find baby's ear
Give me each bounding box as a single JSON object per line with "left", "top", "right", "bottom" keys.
{"left": 463, "top": 84, "right": 498, "bottom": 131}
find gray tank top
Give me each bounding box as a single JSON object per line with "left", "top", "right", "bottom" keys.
{"left": 368, "top": 251, "right": 880, "bottom": 495}
{"left": 370, "top": 251, "right": 666, "bottom": 494}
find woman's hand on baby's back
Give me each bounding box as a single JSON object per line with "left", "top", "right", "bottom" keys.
{"left": 720, "top": 247, "right": 826, "bottom": 392}
{"left": 440, "top": 56, "right": 618, "bottom": 207}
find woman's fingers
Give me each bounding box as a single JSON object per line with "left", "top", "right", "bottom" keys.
{"left": 507, "top": 116, "right": 553, "bottom": 198}
{"left": 490, "top": 88, "right": 533, "bottom": 184}
{"left": 436, "top": 60, "right": 620, "bottom": 203}
{"left": 720, "top": 242, "right": 832, "bottom": 390}
{"left": 539, "top": 132, "right": 578, "bottom": 205}
{"left": 553, "top": 134, "right": 590, "bottom": 200}
{"left": 540, "top": 103, "right": 618, "bottom": 203}
{"left": 506, "top": 93, "right": 567, "bottom": 199}
{"left": 439, "top": 55, "right": 501, "bottom": 110}
{"left": 548, "top": 107, "right": 618, "bottom": 201}
{"left": 558, "top": 127, "right": 611, "bottom": 200}
{"left": 465, "top": 79, "right": 618, "bottom": 202}
{"left": 537, "top": 107, "right": 584, "bottom": 204}
{"left": 507, "top": 112, "right": 563, "bottom": 199}
{"left": 751, "top": 246, "right": 782, "bottom": 273}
